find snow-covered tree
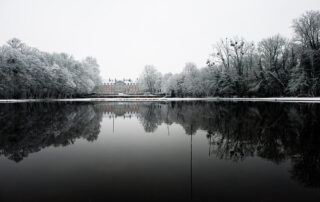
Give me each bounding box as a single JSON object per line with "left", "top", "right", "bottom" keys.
{"left": 0, "top": 39, "right": 102, "bottom": 98}
{"left": 181, "top": 63, "right": 201, "bottom": 96}
{"left": 161, "top": 73, "right": 173, "bottom": 94}
{"left": 139, "top": 65, "right": 162, "bottom": 93}
{"left": 292, "top": 10, "right": 320, "bottom": 95}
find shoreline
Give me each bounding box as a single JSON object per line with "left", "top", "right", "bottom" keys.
{"left": 1, "top": 97, "right": 320, "bottom": 103}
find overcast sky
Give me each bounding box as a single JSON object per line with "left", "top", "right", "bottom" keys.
{"left": 1, "top": 0, "right": 319, "bottom": 80}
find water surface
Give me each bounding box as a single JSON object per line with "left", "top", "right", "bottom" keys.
{"left": 0, "top": 101, "right": 319, "bottom": 201}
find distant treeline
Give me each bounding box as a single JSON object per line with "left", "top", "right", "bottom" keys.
{"left": 0, "top": 38, "right": 101, "bottom": 99}
{"left": 139, "top": 10, "right": 320, "bottom": 97}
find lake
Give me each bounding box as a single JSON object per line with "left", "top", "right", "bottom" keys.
{"left": 0, "top": 101, "right": 319, "bottom": 201}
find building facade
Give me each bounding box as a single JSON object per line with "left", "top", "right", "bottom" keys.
{"left": 93, "top": 79, "right": 141, "bottom": 95}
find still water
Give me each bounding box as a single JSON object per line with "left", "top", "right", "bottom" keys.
{"left": 0, "top": 101, "right": 320, "bottom": 201}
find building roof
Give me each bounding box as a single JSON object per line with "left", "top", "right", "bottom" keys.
{"left": 103, "top": 78, "right": 139, "bottom": 85}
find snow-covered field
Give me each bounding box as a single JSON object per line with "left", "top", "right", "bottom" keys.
{"left": 1, "top": 97, "right": 320, "bottom": 103}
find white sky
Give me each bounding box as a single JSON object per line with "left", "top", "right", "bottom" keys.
{"left": 1, "top": 0, "right": 319, "bottom": 80}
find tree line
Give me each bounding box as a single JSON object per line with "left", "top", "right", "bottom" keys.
{"left": 0, "top": 38, "right": 102, "bottom": 99}
{"left": 139, "top": 10, "right": 320, "bottom": 97}
{"left": 1, "top": 10, "right": 318, "bottom": 98}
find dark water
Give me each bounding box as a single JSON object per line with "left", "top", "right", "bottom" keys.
{"left": 0, "top": 101, "right": 320, "bottom": 202}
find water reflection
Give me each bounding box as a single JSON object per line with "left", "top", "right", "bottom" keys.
{"left": 96, "top": 102, "right": 320, "bottom": 188}
{"left": 0, "top": 103, "right": 103, "bottom": 162}
{"left": 0, "top": 101, "right": 320, "bottom": 201}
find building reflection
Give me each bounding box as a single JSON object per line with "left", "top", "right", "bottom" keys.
{"left": 94, "top": 103, "right": 140, "bottom": 119}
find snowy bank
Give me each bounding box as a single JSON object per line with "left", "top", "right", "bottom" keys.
{"left": 1, "top": 97, "right": 320, "bottom": 103}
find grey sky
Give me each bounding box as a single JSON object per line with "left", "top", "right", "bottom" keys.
{"left": 1, "top": 0, "right": 319, "bottom": 80}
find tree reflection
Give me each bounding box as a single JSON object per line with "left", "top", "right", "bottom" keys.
{"left": 0, "top": 103, "right": 103, "bottom": 162}
{"left": 137, "top": 103, "right": 162, "bottom": 133}
{"left": 134, "top": 101, "right": 320, "bottom": 188}
{"left": 0, "top": 101, "right": 319, "bottom": 188}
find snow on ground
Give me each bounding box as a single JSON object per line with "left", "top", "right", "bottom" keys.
{"left": 1, "top": 97, "right": 320, "bottom": 103}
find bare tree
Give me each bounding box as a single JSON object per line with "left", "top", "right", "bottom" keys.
{"left": 292, "top": 10, "right": 320, "bottom": 94}
{"left": 292, "top": 10, "right": 320, "bottom": 50}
